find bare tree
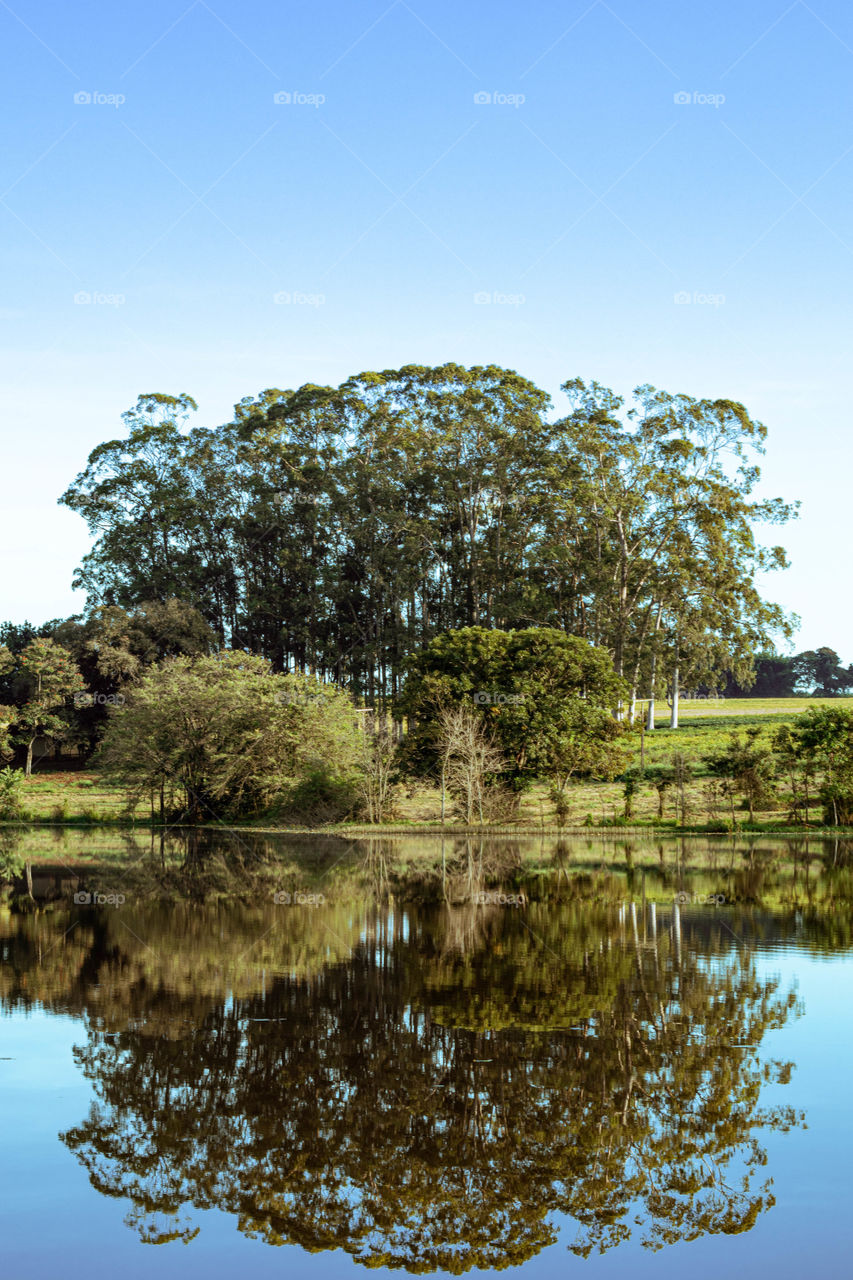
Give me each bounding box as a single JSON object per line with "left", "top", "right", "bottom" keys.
{"left": 357, "top": 717, "right": 398, "bottom": 824}
{"left": 435, "top": 704, "right": 506, "bottom": 825}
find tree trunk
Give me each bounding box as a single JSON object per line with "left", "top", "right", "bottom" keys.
{"left": 669, "top": 643, "right": 680, "bottom": 730}
{"left": 25, "top": 736, "right": 35, "bottom": 777}
{"left": 647, "top": 604, "right": 663, "bottom": 731}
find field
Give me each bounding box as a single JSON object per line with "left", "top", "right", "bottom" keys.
{"left": 4, "top": 698, "right": 847, "bottom": 831}
{"left": 10, "top": 769, "right": 129, "bottom": 823}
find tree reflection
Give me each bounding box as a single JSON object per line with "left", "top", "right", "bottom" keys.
{"left": 0, "top": 902, "right": 796, "bottom": 1270}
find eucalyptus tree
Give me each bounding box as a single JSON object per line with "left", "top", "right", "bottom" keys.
{"left": 58, "top": 370, "right": 795, "bottom": 714}
{"left": 60, "top": 393, "right": 205, "bottom": 609}
{"left": 545, "top": 380, "right": 796, "bottom": 723}
{"left": 337, "top": 364, "right": 554, "bottom": 687}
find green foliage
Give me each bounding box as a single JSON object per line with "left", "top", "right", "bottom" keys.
{"left": 54, "top": 598, "right": 217, "bottom": 756}
{"left": 400, "top": 626, "right": 627, "bottom": 790}
{"left": 283, "top": 769, "right": 358, "bottom": 826}
{"left": 728, "top": 650, "right": 853, "bottom": 699}
{"left": 792, "top": 647, "right": 853, "bottom": 696}
{"left": 774, "top": 706, "right": 853, "bottom": 824}
{"left": 58, "top": 371, "right": 795, "bottom": 709}
{"left": 97, "top": 653, "right": 362, "bottom": 821}
{"left": 726, "top": 653, "right": 798, "bottom": 698}
{"left": 2, "top": 638, "right": 84, "bottom": 775}
{"left": 0, "top": 767, "right": 24, "bottom": 819}
{"left": 706, "top": 728, "right": 776, "bottom": 822}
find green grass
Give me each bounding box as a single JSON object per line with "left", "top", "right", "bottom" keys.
{"left": 10, "top": 768, "right": 129, "bottom": 823}
{"left": 651, "top": 696, "right": 834, "bottom": 721}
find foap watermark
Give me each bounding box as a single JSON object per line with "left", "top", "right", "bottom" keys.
{"left": 473, "top": 890, "right": 527, "bottom": 907}
{"left": 674, "top": 290, "right": 725, "bottom": 307}
{"left": 74, "top": 90, "right": 125, "bottom": 108}
{"left": 273, "top": 890, "right": 326, "bottom": 906}
{"left": 74, "top": 291, "right": 125, "bottom": 307}
{"left": 73, "top": 691, "right": 125, "bottom": 708}
{"left": 73, "top": 890, "right": 126, "bottom": 906}
{"left": 674, "top": 891, "right": 726, "bottom": 906}
{"left": 273, "top": 90, "right": 325, "bottom": 107}
{"left": 271, "top": 490, "right": 319, "bottom": 510}
{"left": 274, "top": 290, "right": 325, "bottom": 307}
{"left": 474, "top": 91, "right": 525, "bottom": 107}
{"left": 681, "top": 692, "right": 725, "bottom": 706}
{"left": 673, "top": 90, "right": 725, "bottom": 108}
{"left": 474, "top": 291, "right": 525, "bottom": 306}
{"left": 473, "top": 691, "right": 525, "bottom": 706}
{"left": 276, "top": 690, "right": 331, "bottom": 706}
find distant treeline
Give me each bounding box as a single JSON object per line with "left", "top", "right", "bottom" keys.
{"left": 58, "top": 365, "right": 797, "bottom": 712}
{"left": 726, "top": 647, "right": 853, "bottom": 698}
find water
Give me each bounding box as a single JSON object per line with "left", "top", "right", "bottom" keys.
{"left": 1, "top": 828, "right": 852, "bottom": 1277}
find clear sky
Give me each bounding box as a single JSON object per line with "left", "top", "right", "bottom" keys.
{"left": 1, "top": 0, "right": 850, "bottom": 654}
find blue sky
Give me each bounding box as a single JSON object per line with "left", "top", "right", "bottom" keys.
{"left": 2, "top": 0, "right": 851, "bottom": 654}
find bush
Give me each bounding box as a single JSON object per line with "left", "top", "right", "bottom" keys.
{"left": 0, "top": 767, "right": 24, "bottom": 819}
{"left": 284, "top": 769, "right": 358, "bottom": 825}
{"left": 98, "top": 653, "right": 362, "bottom": 821}
{"left": 550, "top": 787, "right": 571, "bottom": 827}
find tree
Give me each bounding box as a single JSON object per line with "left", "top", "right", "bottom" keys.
{"left": 726, "top": 653, "right": 796, "bottom": 698}
{"left": 55, "top": 599, "right": 217, "bottom": 754}
{"left": 6, "top": 638, "right": 83, "bottom": 775}
{"left": 542, "top": 700, "right": 632, "bottom": 794}
{"left": 400, "top": 626, "right": 626, "bottom": 792}
{"left": 792, "top": 647, "right": 853, "bottom": 696}
{"left": 540, "top": 381, "right": 796, "bottom": 724}
{"left": 0, "top": 767, "right": 24, "bottom": 819}
{"left": 434, "top": 703, "right": 507, "bottom": 824}
{"left": 0, "top": 620, "right": 63, "bottom": 704}
{"left": 97, "top": 653, "right": 361, "bottom": 821}
{"left": 59, "top": 393, "right": 203, "bottom": 608}
{"left": 59, "top": 372, "right": 795, "bottom": 712}
{"left": 774, "top": 706, "right": 853, "bottom": 824}
{"left": 706, "top": 729, "right": 775, "bottom": 823}
{"left": 0, "top": 645, "right": 14, "bottom": 758}
{"left": 356, "top": 718, "right": 399, "bottom": 824}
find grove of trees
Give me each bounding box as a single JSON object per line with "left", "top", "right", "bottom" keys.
{"left": 58, "top": 369, "right": 797, "bottom": 716}
{"left": 6, "top": 366, "right": 853, "bottom": 826}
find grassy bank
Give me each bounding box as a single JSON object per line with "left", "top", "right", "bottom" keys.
{"left": 4, "top": 698, "right": 847, "bottom": 831}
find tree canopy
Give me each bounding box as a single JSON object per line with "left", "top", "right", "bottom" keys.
{"left": 58, "top": 369, "right": 796, "bottom": 710}
{"left": 400, "top": 626, "right": 629, "bottom": 790}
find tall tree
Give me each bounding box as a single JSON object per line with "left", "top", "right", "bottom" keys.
{"left": 6, "top": 638, "right": 83, "bottom": 774}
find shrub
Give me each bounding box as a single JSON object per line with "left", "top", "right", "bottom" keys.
{"left": 0, "top": 767, "right": 24, "bottom": 819}
{"left": 285, "top": 769, "right": 358, "bottom": 826}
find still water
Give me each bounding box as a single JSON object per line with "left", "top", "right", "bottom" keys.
{"left": 1, "top": 828, "right": 852, "bottom": 1277}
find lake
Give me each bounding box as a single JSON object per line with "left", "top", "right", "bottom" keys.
{"left": 1, "top": 827, "right": 852, "bottom": 1278}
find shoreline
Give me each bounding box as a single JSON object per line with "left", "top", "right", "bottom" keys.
{"left": 3, "top": 818, "right": 853, "bottom": 838}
